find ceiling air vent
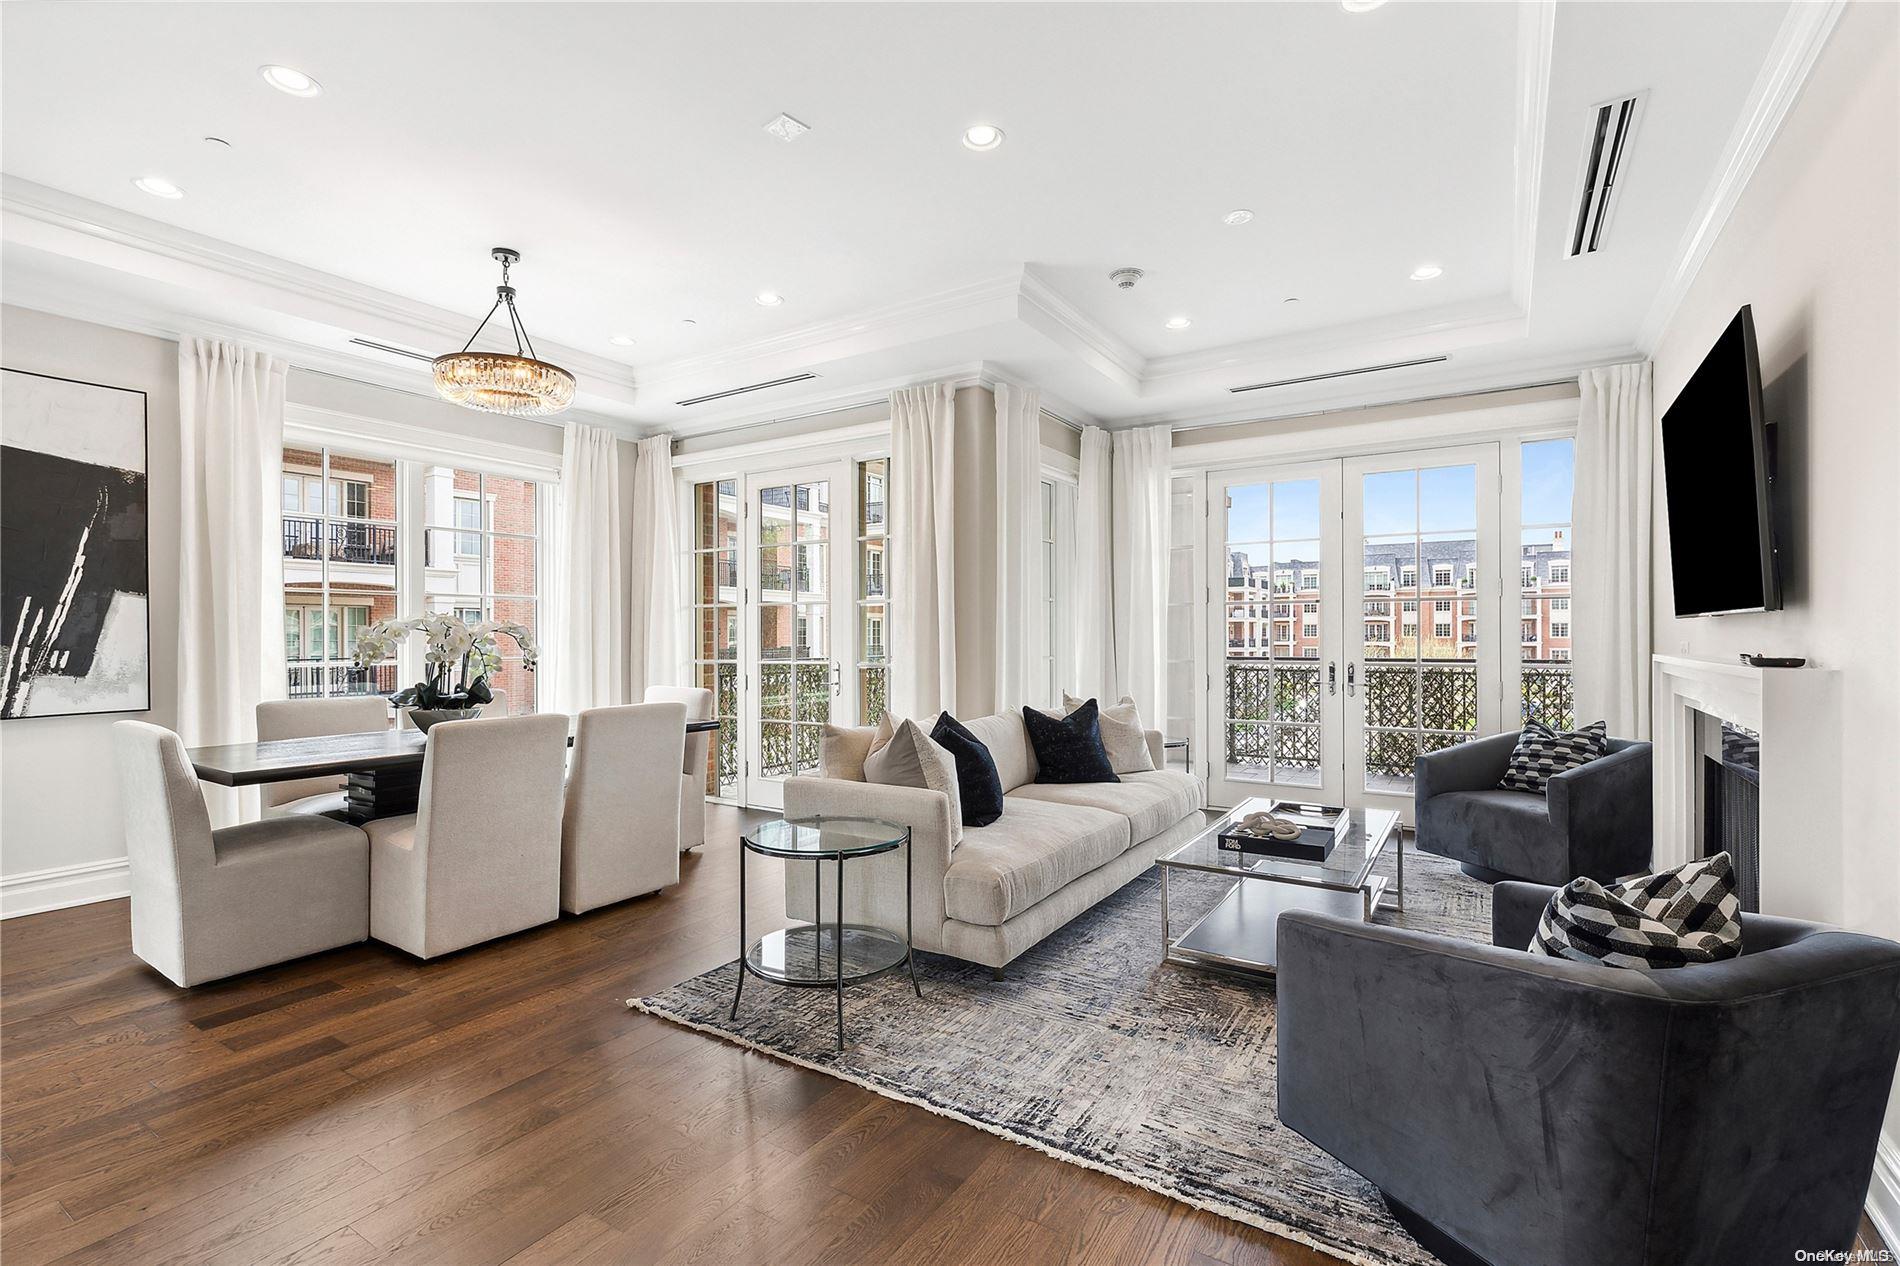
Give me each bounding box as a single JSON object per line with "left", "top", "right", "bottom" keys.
{"left": 1568, "top": 94, "right": 1642, "bottom": 258}
{"left": 676, "top": 373, "right": 818, "bottom": 408}
{"left": 1228, "top": 355, "right": 1449, "bottom": 394}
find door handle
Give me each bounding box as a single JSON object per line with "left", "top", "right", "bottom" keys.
{"left": 831, "top": 660, "right": 842, "bottom": 697}
{"left": 1346, "top": 663, "right": 1357, "bottom": 698}
{"left": 1327, "top": 661, "right": 1337, "bottom": 696}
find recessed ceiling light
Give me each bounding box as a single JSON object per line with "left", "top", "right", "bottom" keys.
{"left": 961, "top": 124, "right": 1005, "bottom": 152}
{"left": 764, "top": 113, "right": 810, "bottom": 142}
{"left": 754, "top": 291, "right": 784, "bottom": 307}
{"left": 1409, "top": 264, "right": 1444, "bottom": 281}
{"left": 1223, "top": 208, "right": 1255, "bottom": 226}
{"left": 132, "top": 176, "right": 184, "bottom": 199}
{"left": 609, "top": 334, "right": 636, "bottom": 346}
{"left": 1165, "top": 316, "right": 1193, "bottom": 330}
{"left": 1341, "top": 0, "right": 1389, "bottom": 11}
{"left": 259, "top": 64, "right": 322, "bottom": 97}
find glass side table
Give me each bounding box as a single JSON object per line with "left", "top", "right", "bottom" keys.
{"left": 732, "top": 815, "right": 921, "bottom": 1049}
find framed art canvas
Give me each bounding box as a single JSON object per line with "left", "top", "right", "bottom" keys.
{"left": 1, "top": 368, "right": 150, "bottom": 719}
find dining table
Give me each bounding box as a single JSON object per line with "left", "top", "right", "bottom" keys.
{"left": 187, "top": 718, "right": 721, "bottom": 824}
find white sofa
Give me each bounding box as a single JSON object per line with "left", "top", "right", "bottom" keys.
{"left": 783, "top": 710, "right": 1205, "bottom": 974}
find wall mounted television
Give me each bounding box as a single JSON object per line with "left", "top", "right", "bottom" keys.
{"left": 1660, "top": 304, "right": 1782, "bottom": 616}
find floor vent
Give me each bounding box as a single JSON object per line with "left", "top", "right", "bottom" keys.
{"left": 1568, "top": 94, "right": 1642, "bottom": 258}
{"left": 1227, "top": 355, "right": 1449, "bottom": 394}
{"left": 348, "top": 337, "right": 435, "bottom": 363}
{"left": 677, "top": 373, "right": 818, "bottom": 407}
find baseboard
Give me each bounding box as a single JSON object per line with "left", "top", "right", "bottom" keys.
{"left": 1, "top": 857, "right": 130, "bottom": 920}
{"left": 1870, "top": 1130, "right": 1900, "bottom": 1251}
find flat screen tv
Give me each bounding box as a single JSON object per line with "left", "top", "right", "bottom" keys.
{"left": 1660, "top": 305, "right": 1781, "bottom": 616}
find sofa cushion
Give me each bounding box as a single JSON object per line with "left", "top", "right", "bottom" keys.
{"left": 958, "top": 711, "right": 1037, "bottom": 792}
{"left": 1058, "top": 693, "right": 1155, "bottom": 774}
{"left": 931, "top": 712, "right": 1004, "bottom": 828}
{"left": 1498, "top": 719, "right": 1610, "bottom": 794}
{"left": 1418, "top": 789, "right": 1566, "bottom": 883}
{"left": 864, "top": 718, "right": 963, "bottom": 844}
{"left": 943, "top": 798, "right": 1129, "bottom": 926}
{"left": 1021, "top": 701, "right": 1118, "bottom": 784}
{"left": 1530, "top": 852, "right": 1743, "bottom": 968}
{"left": 1007, "top": 770, "right": 1201, "bottom": 846}
{"left": 820, "top": 724, "right": 876, "bottom": 781}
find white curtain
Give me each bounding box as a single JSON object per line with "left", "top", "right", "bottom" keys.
{"left": 1072, "top": 424, "right": 1115, "bottom": 702}
{"left": 176, "top": 339, "right": 287, "bottom": 825}
{"left": 1574, "top": 361, "right": 1654, "bottom": 738}
{"left": 551, "top": 422, "right": 627, "bottom": 712}
{"left": 1111, "top": 424, "right": 1171, "bottom": 728}
{"left": 993, "top": 381, "right": 1042, "bottom": 709}
{"left": 890, "top": 382, "right": 957, "bottom": 719}
{"left": 628, "top": 434, "right": 681, "bottom": 695}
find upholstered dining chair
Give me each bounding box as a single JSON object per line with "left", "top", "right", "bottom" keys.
{"left": 255, "top": 696, "right": 391, "bottom": 818}
{"left": 643, "top": 685, "right": 714, "bottom": 851}
{"left": 366, "top": 713, "right": 567, "bottom": 959}
{"left": 559, "top": 702, "right": 686, "bottom": 914}
{"left": 113, "top": 720, "right": 370, "bottom": 987}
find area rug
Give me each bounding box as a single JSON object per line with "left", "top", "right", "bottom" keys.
{"left": 631, "top": 840, "right": 1492, "bottom": 1266}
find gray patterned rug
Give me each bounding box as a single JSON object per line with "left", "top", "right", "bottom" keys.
{"left": 632, "top": 837, "right": 1491, "bottom": 1266}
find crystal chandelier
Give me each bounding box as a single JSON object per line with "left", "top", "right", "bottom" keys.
{"left": 432, "top": 247, "right": 576, "bottom": 417}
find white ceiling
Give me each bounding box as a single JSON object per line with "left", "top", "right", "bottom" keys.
{"left": 0, "top": 2, "right": 1809, "bottom": 436}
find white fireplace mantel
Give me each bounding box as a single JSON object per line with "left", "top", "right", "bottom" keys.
{"left": 1651, "top": 654, "right": 1843, "bottom": 923}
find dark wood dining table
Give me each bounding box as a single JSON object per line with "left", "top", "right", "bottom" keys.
{"left": 187, "top": 719, "right": 721, "bottom": 824}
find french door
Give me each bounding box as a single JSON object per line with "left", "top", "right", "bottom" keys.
{"left": 1204, "top": 445, "right": 1500, "bottom": 819}
{"left": 742, "top": 461, "right": 855, "bottom": 810}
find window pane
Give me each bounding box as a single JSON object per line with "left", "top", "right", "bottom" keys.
{"left": 860, "top": 605, "right": 887, "bottom": 662}
{"left": 1521, "top": 439, "right": 1576, "bottom": 525}
{"left": 489, "top": 535, "right": 536, "bottom": 597}
{"left": 697, "top": 551, "right": 738, "bottom": 604}
{"left": 425, "top": 531, "right": 484, "bottom": 600}
{"left": 858, "top": 461, "right": 887, "bottom": 536}
{"left": 860, "top": 538, "right": 886, "bottom": 599}
{"left": 482, "top": 474, "right": 538, "bottom": 534}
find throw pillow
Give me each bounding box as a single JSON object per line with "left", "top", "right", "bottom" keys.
{"left": 1529, "top": 852, "right": 1743, "bottom": 970}
{"left": 1059, "top": 692, "right": 1155, "bottom": 773}
{"left": 820, "top": 724, "right": 877, "bottom": 781}
{"left": 931, "top": 712, "right": 1005, "bottom": 827}
{"left": 1498, "top": 719, "right": 1610, "bottom": 794}
{"left": 1021, "top": 700, "right": 1119, "bottom": 784}
{"left": 863, "top": 717, "right": 963, "bottom": 842}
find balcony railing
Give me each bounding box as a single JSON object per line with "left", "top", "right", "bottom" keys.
{"left": 283, "top": 516, "right": 397, "bottom": 567}
{"left": 286, "top": 659, "right": 398, "bottom": 700}
{"left": 1520, "top": 663, "right": 1575, "bottom": 730}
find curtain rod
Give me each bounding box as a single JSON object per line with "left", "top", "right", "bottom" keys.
{"left": 1163, "top": 376, "right": 1581, "bottom": 437}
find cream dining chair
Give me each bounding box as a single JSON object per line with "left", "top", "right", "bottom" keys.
{"left": 366, "top": 712, "right": 567, "bottom": 958}
{"left": 642, "top": 686, "right": 714, "bottom": 850}
{"left": 559, "top": 702, "right": 686, "bottom": 914}
{"left": 256, "top": 696, "right": 391, "bottom": 818}
{"left": 113, "top": 720, "right": 370, "bottom": 986}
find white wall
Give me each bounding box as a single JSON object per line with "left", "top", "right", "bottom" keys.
{"left": 1, "top": 307, "right": 182, "bottom": 914}
{"left": 1647, "top": 3, "right": 1900, "bottom": 1225}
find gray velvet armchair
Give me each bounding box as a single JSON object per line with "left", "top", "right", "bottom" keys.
{"left": 1275, "top": 885, "right": 1900, "bottom": 1266}
{"left": 1415, "top": 729, "right": 1651, "bottom": 884}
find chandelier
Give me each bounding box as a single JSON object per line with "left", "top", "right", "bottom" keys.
{"left": 432, "top": 247, "right": 576, "bottom": 417}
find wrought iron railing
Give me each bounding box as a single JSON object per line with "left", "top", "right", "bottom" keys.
{"left": 286, "top": 659, "right": 398, "bottom": 699}
{"left": 1520, "top": 663, "right": 1575, "bottom": 730}
{"left": 283, "top": 515, "right": 398, "bottom": 566}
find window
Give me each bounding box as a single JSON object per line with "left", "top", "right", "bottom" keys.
{"left": 1365, "top": 621, "right": 1388, "bottom": 641}
{"left": 1434, "top": 619, "right": 1453, "bottom": 639}
{"left": 1302, "top": 569, "right": 1319, "bottom": 591}
{"left": 1522, "top": 564, "right": 1536, "bottom": 589}
{"left": 1364, "top": 566, "right": 1392, "bottom": 592}
{"left": 858, "top": 458, "right": 891, "bottom": 725}
{"left": 1520, "top": 438, "right": 1576, "bottom": 728}
{"left": 423, "top": 467, "right": 543, "bottom": 713}
{"left": 1273, "top": 569, "right": 1293, "bottom": 594}
{"left": 1549, "top": 620, "right": 1570, "bottom": 639}
{"left": 1462, "top": 563, "right": 1477, "bottom": 589}
{"left": 1550, "top": 562, "right": 1569, "bottom": 584}
{"left": 1304, "top": 601, "right": 1317, "bottom": 615}
{"left": 1402, "top": 600, "right": 1418, "bottom": 613}
{"left": 1303, "top": 620, "right": 1318, "bottom": 639}
{"left": 1551, "top": 597, "right": 1569, "bottom": 613}
{"left": 1400, "top": 565, "right": 1416, "bottom": 588}
{"left": 689, "top": 480, "right": 740, "bottom": 796}
{"left": 1434, "top": 599, "right": 1451, "bottom": 614}
{"left": 281, "top": 446, "right": 400, "bottom": 701}
{"left": 1432, "top": 564, "right": 1453, "bottom": 586}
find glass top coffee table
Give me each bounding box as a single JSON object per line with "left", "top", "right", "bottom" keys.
{"left": 732, "top": 815, "right": 922, "bottom": 1049}
{"left": 1156, "top": 798, "right": 1403, "bottom": 977}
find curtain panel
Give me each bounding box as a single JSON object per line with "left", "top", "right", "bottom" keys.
{"left": 628, "top": 434, "right": 681, "bottom": 695}
{"left": 176, "top": 338, "right": 288, "bottom": 825}
{"left": 1110, "top": 424, "right": 1172, "bottom": 729}
{"left": 1574, "top": 361, "right": 1654, "bottom": 738}
{"left": 993, "top": 381, "right": 1043, "bottom": 709}
{"left": 551, "top": 422, "right": 628, "bottom": 712}
{"left": 890, "top": 382, "right": 958, "bottom": 719}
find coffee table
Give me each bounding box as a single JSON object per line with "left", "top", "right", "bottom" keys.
{"left": 1156, "top": 798, "right": 1403, "bottom": 977}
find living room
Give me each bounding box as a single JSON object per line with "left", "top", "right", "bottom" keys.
{"left": 1, "top": 3, "right": 1896, "bottom": 1264}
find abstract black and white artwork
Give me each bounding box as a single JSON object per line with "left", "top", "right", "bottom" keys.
{"left": 1, "top": 368, "right": 149, "bottom": 719}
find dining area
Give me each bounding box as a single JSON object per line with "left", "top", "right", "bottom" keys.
{"left": 114, "top": 689, "right": 720, "bottom": 987}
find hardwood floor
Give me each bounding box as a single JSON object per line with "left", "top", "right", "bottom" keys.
{"left": 1, "top": 805, "right": 1330, "bottom": 1266}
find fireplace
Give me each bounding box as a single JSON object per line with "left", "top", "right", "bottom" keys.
{"left": 1700, "top": 723, "right": 1760, "bottom": 913}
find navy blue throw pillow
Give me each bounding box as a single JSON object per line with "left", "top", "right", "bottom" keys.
{"left": 1021, "top": 700, "right": 1119, "bottom": 784}
{"left": 931, "top": 712, "right": 1005, "bottom": 827}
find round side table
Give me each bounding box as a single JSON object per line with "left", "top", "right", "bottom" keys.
{"left": 732, "top": 815, "right": 922, "bottom": 1049}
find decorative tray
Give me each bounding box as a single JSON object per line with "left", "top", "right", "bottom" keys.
{"left": 1217, "top": 802, "right": 1348, "bottom": 863}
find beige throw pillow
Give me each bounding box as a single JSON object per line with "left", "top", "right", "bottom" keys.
{"left": 862, "top": 716, "right": 963, "bottom": 843}
{"left": 820, "top": 724, "right": 877, "bottom": 781}
{"left": 1060, "top": 692, "right": 1155, "bottom": 773}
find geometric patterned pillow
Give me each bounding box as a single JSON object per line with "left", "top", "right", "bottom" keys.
{"left": 1528, "top": 852, "right": 1743, "bottom": 970}
{"left": 1497, "top": 719, "right": 1610, "bottom": 794}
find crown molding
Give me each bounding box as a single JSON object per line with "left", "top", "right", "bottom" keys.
{"left": 1633, "top": 0, "right": 1845, "bottom": 353}
{"left": 1015, "top": 268, "right": 1145, "bottom": 392}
